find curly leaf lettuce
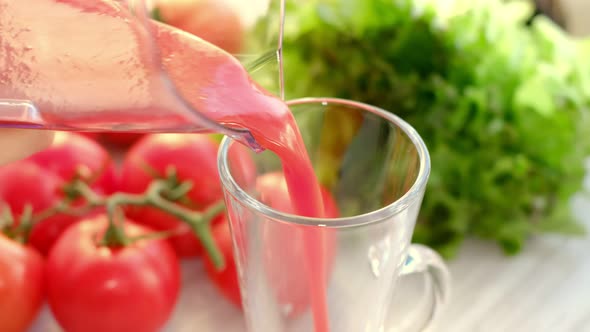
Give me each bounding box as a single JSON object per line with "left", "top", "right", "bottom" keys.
{"left": 275, "top": 0, "right": 590, "bottom": 257}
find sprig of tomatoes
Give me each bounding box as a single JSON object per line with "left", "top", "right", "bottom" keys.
{"left": 0, "top": 130, "right": 341, "bottom": 331}
{"left": 0, "top": 132, "right": 241, "bottom": 332}
{"left": 46, "top": 168, "right": 228, "bottom": 267}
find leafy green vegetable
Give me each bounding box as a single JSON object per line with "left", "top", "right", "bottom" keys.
{"left": 273, "top": 0, "right": 590, "bottom": 257}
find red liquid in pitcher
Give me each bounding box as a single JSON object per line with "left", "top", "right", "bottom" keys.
{"left": 0, "top": 1, "right": 331, "bottom": 331}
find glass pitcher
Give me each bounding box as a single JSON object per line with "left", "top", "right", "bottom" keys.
{"left": 0, "top": 0, "right": 284, "bottom": 150}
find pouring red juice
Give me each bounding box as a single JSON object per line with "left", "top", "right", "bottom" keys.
{"left": 1, "top": 0, "right": 331, "bottom": 330}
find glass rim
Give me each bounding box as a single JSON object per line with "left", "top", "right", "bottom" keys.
{"left": 217, "top": 97, "right": 431, "bottom": 228}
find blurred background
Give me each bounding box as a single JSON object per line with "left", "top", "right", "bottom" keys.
{"left": 23, "top": 0, "right": 590, "bottom": 331}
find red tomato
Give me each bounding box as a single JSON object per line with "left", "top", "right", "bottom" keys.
{"left": 205, "top": 171, "right": 339, "bottom": 316}
{"left": 27, "top": 131, "right": 119, "bottom": 195}
{"left": 157, "top": 0, "right": 244, "bottom": 54}
{"left": 14, "top": 132, "right": 118, "bottom": 255}
{"left": 0, "top": 161, "right": 77, "bottom": 256}
{"left": 77, "top": 132, "right": 100, "bottom": 140}
{"left": 0, "top": 234, "right": 44, "bottom": 332}
{"left": 120, "top": 133, "right": 224, "bottom": 258}
{"left": 46, "top": 215, "right": 180, "bottom": 332}
{"left": 0, "top": 161, "right": 63, "bottom": 215}
{"left": 100, "top": 133, "right": 145, "bottom": 147}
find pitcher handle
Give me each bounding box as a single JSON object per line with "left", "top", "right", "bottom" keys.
{"left": 393, "top": 244, "right": 452, "bottom": 332}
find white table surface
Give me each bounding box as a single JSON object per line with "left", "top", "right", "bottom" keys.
{"left": 30, "top": 169, "right": 590, "bottom": 332}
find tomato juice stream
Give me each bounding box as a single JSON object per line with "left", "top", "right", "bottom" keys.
{"left": 157, "top": 12, "right": 332, "bottom": 332}
{"left": 0, "top": 1, "right": 331, "bottom": 330}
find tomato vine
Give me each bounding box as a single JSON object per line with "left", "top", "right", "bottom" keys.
{"left": 0, "top": 167, "right": 227, "bottom": 269}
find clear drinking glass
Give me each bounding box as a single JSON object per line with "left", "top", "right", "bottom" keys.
{"left": 217, "top": 97, "right": 451, "bottom": 332}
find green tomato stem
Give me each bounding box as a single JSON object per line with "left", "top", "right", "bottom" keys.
{"left": 165, "top": 181, "right": 194, "bottom": 201}
{"left": 100, "top": 201, "right": 130, "bottom": 247}
{"left": 0, "top": 206, "right": 14, "bottom": 231}
{"left": 30, "top": 201, "right": 69, "bottom": 224}
{"left": 12, "top": 176, "right": 228, "bottom": 269}
{"left": 71, "top": 179, "right": 227, "bottom": 269}
{"left": 0, "top": 204, "right": 38, "bottom": 243}
{"left": 141, "top": 181, "right": 226, "bottom": 269}
{"left": 15, "top": 204, "right": 34, "bottom": 243}
{"left": 193, "top": 222, "right": 225, "bottom": 269}
{"left": 101, "top": 213, "right": 131, "bottom": 247}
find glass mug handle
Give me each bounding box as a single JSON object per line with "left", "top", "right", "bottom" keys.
{"left": 387, "top": 244, "right": 451, "bottom": 332}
